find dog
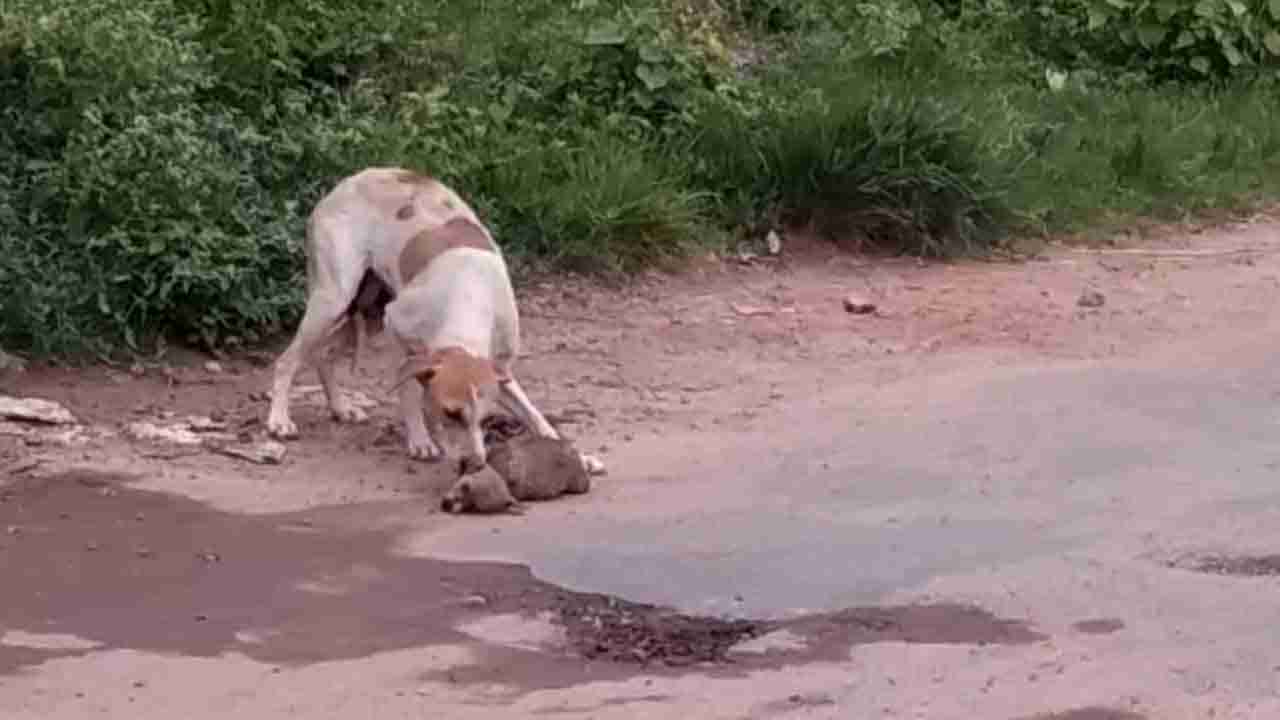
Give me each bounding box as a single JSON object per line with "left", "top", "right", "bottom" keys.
{"left": 266, "top": 167, "right": 560, "bottom": 474}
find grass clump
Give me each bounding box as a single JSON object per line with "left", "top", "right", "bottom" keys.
{"left": 5, "top": 0, "right": 1280, "bottom": 358}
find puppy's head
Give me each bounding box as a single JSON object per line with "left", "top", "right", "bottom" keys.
{"left": 440, "top": 473, "right": 522, "bottom": 515}
{"left": 395, "top": 347, "right": 504, "bottom": 474}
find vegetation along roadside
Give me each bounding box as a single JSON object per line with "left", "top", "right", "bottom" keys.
{"left": 4, "top": 0, "right": 1280, "bottom": 356}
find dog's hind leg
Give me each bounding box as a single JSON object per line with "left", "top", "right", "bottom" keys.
{"left": 267, "top": 220, "right": 366, "bottom": 439}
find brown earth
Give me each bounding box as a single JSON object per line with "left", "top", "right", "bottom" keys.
{"left": 3, "top": 212, "right": 1280, "bottom": 719}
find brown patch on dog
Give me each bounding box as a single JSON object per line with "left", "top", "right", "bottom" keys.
{"left": 426, "top": 347, "right": 498, "bottom": 415}
{"left": 398, "top": 218, "right": 495, "bottom": 283}
{"left": 394, "top": 347, "right": 499, "bottom": 417}
{"left": 395, "top": 204, "right": 415, "bottom": 220}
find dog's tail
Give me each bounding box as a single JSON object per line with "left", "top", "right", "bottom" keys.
{"left": 346, "top": 270, "right": 393, "bottom": 376}
{"left": 350, "top": 312, "right": 367, "bottom": 376}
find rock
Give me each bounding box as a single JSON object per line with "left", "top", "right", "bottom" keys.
{"left": 731, "top": 303, "right": 774, "bottom": 317}
{"left": 765, "top": 230, "right": 783, "bottom": 256}
{"left": 211, "top": 440, "right": 287, "bottom": 465}
{"left": 842, "top": 295, "right": 877, "bottom": 315}
{"left": 1078, "top": 289, "right": 1106, "bottom": 308}
{"left": 0, "top": 350, "right": 26, "bottom": 372}
{"left": 126, "top": 422, "right": 205, "bottom": 446}
{"left": 204, "top": 361, "right": 224, "bottom": 374}
{"left": 186, "top": 416, "right": 229, "bottom": 433}
{"left": 0, "top": 396, "right": 77, "bottom": 425}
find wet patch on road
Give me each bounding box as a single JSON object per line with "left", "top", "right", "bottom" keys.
{"left": 2, "top": 470, "right": 1043, "bottom": 690}
{"left": 1168, "top": 552, "right": 1280, "bottom": 577}
{"left": 1071, "top": 618, "right": 1126, "bottom": 635}
{"left": 759, "top": 692, "right": 838, "bottom": 714}
{"left": 1014, "top": 709, "right": 1146, "bottom": 720}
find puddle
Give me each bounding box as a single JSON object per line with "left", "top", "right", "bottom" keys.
{"left": 1169, "top": 553, "right": 1280, "bottom": 577}
{"left": 1, "top": 471, "right": 1043, "bottom": 689}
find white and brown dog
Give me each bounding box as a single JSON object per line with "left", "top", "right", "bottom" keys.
{"left": 266, "top": 167, "right": 560, "bottom": 474}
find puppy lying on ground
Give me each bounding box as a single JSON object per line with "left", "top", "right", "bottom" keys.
{"left": 440, "top": 416, "right": 594, "bottom": 514}
{"left": 266, "top": 167, "right": 560, "bottom": 474}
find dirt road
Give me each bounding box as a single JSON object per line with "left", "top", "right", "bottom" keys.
{"left": 3, "top": 216, "right": 1280, "bottom": 719}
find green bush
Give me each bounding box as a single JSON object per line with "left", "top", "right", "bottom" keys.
{"left": 6, "top": 0, "right": 1280, "bottom": 358}
{"left": 1017, "top": 0, "right": 1280, "bottom": 81}
{"left": 694, "top": 74, "right": 1009, "bottom": 257}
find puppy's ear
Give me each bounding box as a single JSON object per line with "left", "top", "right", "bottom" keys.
{"left": 391, "top": 355, "right": 439, "bottom": 391}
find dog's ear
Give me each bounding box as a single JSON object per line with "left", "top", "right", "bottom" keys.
{"left": 391, "top": 355, "right": 439, "bottom": 391}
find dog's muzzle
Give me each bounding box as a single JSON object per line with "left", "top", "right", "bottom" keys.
{"left": 457, "top": 455, "right": 486, "bottom": 476}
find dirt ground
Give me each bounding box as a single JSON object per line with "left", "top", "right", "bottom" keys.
{"left": 4, "top": 211, "right": 1280, "bottom": 718}
{"left": 6, "top": 214, "right": 1277, "bottom": 515}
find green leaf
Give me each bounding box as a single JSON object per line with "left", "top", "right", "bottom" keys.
{"left": 1225, "top": 0, "right": 1247, "bottom": 16}
{"left": 1190, "top": 55, "right": 1211, "bottom": 73}
{"left": 1222, "top": 41, "right": 1243, "bottom": 65}
{"left": 1137, "top": 23, "right": 1167, "bottom": 48}
{"left": 1272, "top": 0, "right": 1280, "bottom": 21}
{"left": 638, "top": 44, "right": 665, "bottom": 63}
{"left": 635, "top": 63, "right": 670, "bottom": 91}
{"left": 1265, "top": 31, "right": 1280, "bottom": 56}
{"left": 583, "top": 20, "right": 626, "bottom": 46}
{"left": 1087, "top": 6, "right": 1111, "bottom": 30}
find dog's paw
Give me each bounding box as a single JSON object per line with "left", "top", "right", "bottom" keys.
{"left": 266, "top": 417, "right": 299, "bottom": 440}
{"left": 580, "top": 453, "right": 607, "bottom": 477}
{"left": 330, "top": 405, "right": 369, "bottom": 425}
{"left": 406, "top": 438, "right": 444, "bottom": 462}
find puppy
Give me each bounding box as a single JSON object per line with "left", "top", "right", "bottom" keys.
{"left": 266, "top": 168, "right": 559, "bottom": 473}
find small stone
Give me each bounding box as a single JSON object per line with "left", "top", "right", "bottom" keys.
{"left": 212, "top": 439, "right": 287, "bottom": 465}
{"left": 1078, "top": 289, "right": 1106, "bottom": 308}
{"left": 842, "top": 295, "right": 876, "bottom": 314}
{"left": 731, "top": 303, "right": 774, "bottom": 317}
{"left": 204, "top": 361, "right": 224, "bottom": 374}
{"left": 460, "top": 595, "right": 489, "bottom": 608}
{"left": 0, "top": 350, "right": 25, "bottom": 372}
{"left": 766, "top": 230, "right": 783, "bottom": 256}
{"left": 0, "top": 396, "right": 78, "bottom": 425}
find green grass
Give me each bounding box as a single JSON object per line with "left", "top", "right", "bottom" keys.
{"left": 5, "top": 0, "right": 1280, "bottom": 358}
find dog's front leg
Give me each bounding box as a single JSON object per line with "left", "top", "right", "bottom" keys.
{"left": 498, "top": 376, "right": 560, "bottom": 440}
{"left": 399, "top": 378, "right": 443, "bottom": 461}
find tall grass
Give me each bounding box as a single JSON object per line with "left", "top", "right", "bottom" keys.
{"left": 5, "top": 0, "right": 1280, "bottom": 357}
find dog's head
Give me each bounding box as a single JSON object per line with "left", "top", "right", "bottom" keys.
{"left": 394, "top": 347, "right": 505, "bottom": 475}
